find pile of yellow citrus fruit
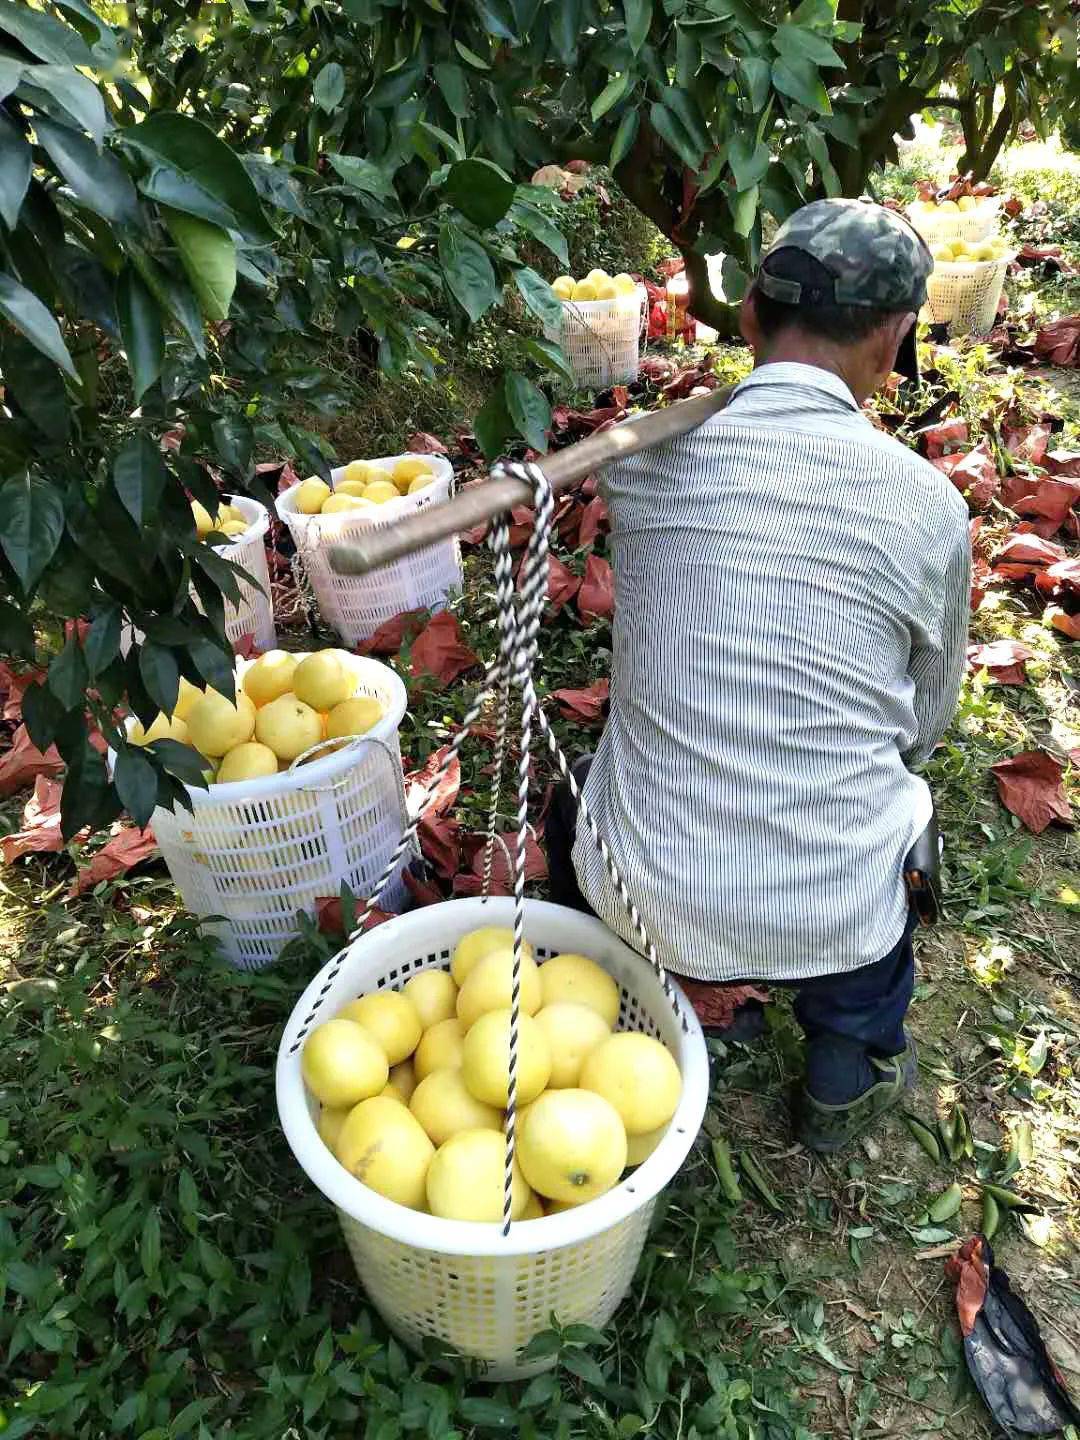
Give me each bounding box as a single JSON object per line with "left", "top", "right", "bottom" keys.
{"left": 191, "top": 498, "right": 250, "bottom": 541}
{"left": 909, "top": 195, "right": 991, "bottom": 216}
{"left": 302, "top": 926, "right": 683, "bottom": 1222}
{"left": 929, "top": 236, "right": 1010, "bottom": 264}
{"left": 550, "top": 268, "right": 639, "bottom": 304}
{"left": 293, "top": 457, "right": 437, "bottom": 516}
{"left": 129, "top": 648, "right": 384, "bottom": 783}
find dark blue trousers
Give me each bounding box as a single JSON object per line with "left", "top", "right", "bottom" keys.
{"left": 545, "top": 758, "right": 916, "bottom": 1105}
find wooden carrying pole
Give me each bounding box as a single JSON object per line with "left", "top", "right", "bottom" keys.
{"left": 327, "top": 385, "right": 733, "bottom": 577}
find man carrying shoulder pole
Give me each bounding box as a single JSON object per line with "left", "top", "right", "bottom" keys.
{"left": 545, "top": 199, "right": 971, "bottom": 1152}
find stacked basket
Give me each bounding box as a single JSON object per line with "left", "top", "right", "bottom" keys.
{"left": 543, "top": 289, "right": 647, "bottom": 390}
{"left": 907, "top": 195, "right": 1012, "bottom": 336}
{"left": 276, "top": 456, "right": 461, "bottom": 646}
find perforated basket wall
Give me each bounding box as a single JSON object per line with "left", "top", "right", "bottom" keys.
{"left": 276, "top": 897, "right": 710, "bottom": 1380}
{"left": 220, "top": 496, "right": 277, "bottom": 652}
{"left": 906, "top": 200, "right": 1000, "bottom": 248}
{"left": 923, "top": 256, "right": 1011, "bottom": 335}
{"left": 122, "top": 656, "right": 411, "bottom": 971}
{"left": 276, "top": 457, "right": 461, "bottom": 647}
{"left": 542, "top": 291, "right": 646, "bottom": 390}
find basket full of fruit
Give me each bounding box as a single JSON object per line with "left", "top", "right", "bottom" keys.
{"left": 276, "top": 454, "right": 460, "bottom": 647}
{"left": 544, "top": 269, "right": 647, "bottom": 390}
{"left": 923, "top": 235, "right": 1014, "bottom": 335}
{"left": 906, "top": 177, "right": 1001, "bottom": 248}
{"left": 114, "top": 647, "right": 410, "bottom": 970}
{"left": 192, "top": 494, "right": 277, "bottom": 652}
{"left": 276, "top": 900, "right": 709, "bottom": 1379}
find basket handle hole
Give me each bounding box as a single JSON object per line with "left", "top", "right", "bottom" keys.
{"left": 675, "top": 1127, "right": 686, "bottom": 1135}
{"left": 625, "top": 1184, "right": 636, "bottom": 1194}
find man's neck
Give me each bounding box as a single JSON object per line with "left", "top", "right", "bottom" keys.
{"left": 753, "top": 343, "right": 868, "bottom": 405}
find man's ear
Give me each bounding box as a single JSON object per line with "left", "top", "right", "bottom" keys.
{"left": 739, "top": 288, "right": 762, "bottom": 350}
{"left": 881, "top": 310, "right": 916, "bottom": 372}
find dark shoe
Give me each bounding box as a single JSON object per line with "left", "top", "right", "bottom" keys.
{"left": 794, "top": 1036, "right": 917, "bottom": 1154}
{"left": 703, "top": 1000, "right": 766, "bottom": 1045}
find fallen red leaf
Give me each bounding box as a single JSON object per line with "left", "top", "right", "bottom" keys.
{"left": 971, "top": 554, "right": 992, "bottom": 611}
{"left": 993, "top": 532, "right": 1066, "bottom": 580}
{"left": 933, "top": 444, "right": 1000, "bottom": 510}
{"left": 921, "top": 419, "right": 969, "bottom": 459}
{"left": 1034, "top": 556, "right": 1080, "bottom": 599}
{"left": 1016, "top": 244, "right": 1077, "bottom": 275}
{"left": 453, "top": 830, "right": 548, "bottom": 896}
{"left": 967, "top": 640, "right": 1033, "bottom": 685}
{"left": 1034, "top": 316, "right": 1080, "bottom": 368}
{"left": 508, "top": 504, "right": 536, "bottom": 548}
{"left": 1045, "top": 449, "right": 1080, "bottom": 479}
{"left": 577, "top": 553, "right": 615, "bottom": 623}
{"left": 355, "top": 610, "right": 426, "bottom": 657}
{"left": 639, "top": 355, "right": 678, "bottom": 386}
{"left": 232, "top": 633, "right": 260, "bottom": 660}
{"left": 990, "top": 751, "right": 1073, "bottom": 834}
{"left": 315, "top": 895, "right": 393, "bottom": 935}
{"left": 553, "top": 494, "right": 582, "bottom": 549}
{"left": 1003, "top": 195, "right": 1024, "bottom": 218}
{"left": 407, "top": 431, "right": 449, "bottom": 455}
{"left": 551, "top": 677, "right": 610, "bottom": 725}
{"left": 1007, "top": 476, "right": 1080, "bottom": 537}
{"left": 418, "top": 813, "right": 461, "bottom": 878}
{"left": 675, "top": 979, "right": 769, "bottom": 1030}
{"left": 1002, "top": 423, "right": 1051, "bottom": 465}
{"left": 1, "top": 776, "right": 66, "bottom": 864}
{"left": 403, "top": 868, "right": 444, "bottom": 907}
{"left": 536, "top": 553, "right": 581, "bottom": 614}
{"left": 405, "top": 744, "right": 460, "bottom": 816}
{"left": 0, "top": 665, "right": 44, "bottom": 724}
{"left": 578, "top": 495, "right": 609, "bottom": 547}
{"left": 409, "top": 612, "right": 479, "bottom": 685}
{"left": 0, "top": 725, "right": 64, "bottom": 798}
{"left": 1047, "top": 606, "right": 1080, "bottom": 639}
{"left": 70, "top": 824, "right": 158, "bottom": 895}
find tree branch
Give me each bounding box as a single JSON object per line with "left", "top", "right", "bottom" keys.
{"left": 680, "top": 247, "right": 741, "bottom": 337}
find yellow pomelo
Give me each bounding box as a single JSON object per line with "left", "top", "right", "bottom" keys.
{"left": 333, "top": 479, "right": 368, "bottom": 497}
{"left": 326, "top": 697, "right": 382, "bottom": 740}
{"left": 407, "top": 475, "right": 433, "bottom": 494}
{"left": 254, "top": 694, "right": 323, "bottom": 761}
{"left": 410, "top": 1067, "right": 502, "bottom": 1146}
{"left": 339, "top": 991, "right": 422, "bottom": 1066}
{"left": 520, "top": 1190, "right": 546, "bottom": 1219}
{"left": 551, "top": 275, "right": 575, "bottom": 300}
{"left": 534, "top": 1002, "right": 611, "bottom": 1088}
{"left": 414, "top": 1018, "right": 465, "bottom": 1080}
{"left": 130, "top": 712, "right": 189, "bottom": 746}
{"left": 320, "top": 493, "right": 365, "bottom": 513}
{"left": 392, "top": 457, "right": 432, "bottom": 489}
{"left": 957, "top": 194, "right": 979, "bottom": 212}
{"left": 173, "top": 676, "right": 203, "bottom": 721}
{"left": 572, "top": 278, "right": 599, "bottom": 301}
{"left": 295, "top": 478, "right": 331, "bottom": 514}
{"left": 625, "top": 1123, "right": 667, "bottom": 1167}
{"left": 384, "top": 1058, "right": 417, "bottom": 1103}
{"left": 292, "top": 651, "right": 354, "bottom": 710}
{"left": 539, "top": 953, "right": 619, "bottom": 1027}
{"left": 243, "top": 650, "right": 299, "bottom": 706}
{"left": 191, "top": 499, "right": 214, "bottom": 537}
{"left": 301, "top": 1018, "right": 389, "bottom": 1107}
{"left": 341, "top": 460, "right": 376, "bottom": 484}
{"left": 612, "top": 272, "right": 637, "bottom": 295}
{"left": 362, "top": 480, "right": 400, "bottom": 504}
{"left": 219, "top": 519, "right": 247, "bottom": 537}
{"left": 186, "top": 690, "right": 256, "bottom": 757}
{"left": 456, "top": 948, "right": 541, "bottom": 1031}
{"left": 580, "top": 1032, "right": 681, "bottom": 1135}
{"left": 593, "top": 277, "right": 618, "bottom": 300}
{"left": 451, "top": 926, "right": 533, "bottom": 986}
{"left": 938, "top": 198, "right": 960, "bottom": 213}
{"left": 318, "top": 1104, "right": 350, "bottom": 1151}
{"left": 545, "top": 1196, "right": 585, "bottom": 1213}
{"left": 336, "top": 1096, "right": 433, "bottom": 1208}
{"left": 931, "top": 243, "right": 955, "bottom": 262}
{"left": 517, "top": 1088, "right": 627, "bottom": 1204}
{"left": 586, "top": 268, "right": 609, "bottom": 282}
{"left": 216, "top": 741, "right": 279, "bottom": 783}
{"left": 426, "top": 1128, "right": 530, "bottom": 1222}
{"left": 462, "top": 1009, "right": 551, "bottom": 1109}
{"left": 404, "top": 969, "right": 458, "bottom": 1030}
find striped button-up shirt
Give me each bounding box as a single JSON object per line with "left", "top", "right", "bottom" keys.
{"left": 573, "top": 362, "right": 971, "bottom": 982}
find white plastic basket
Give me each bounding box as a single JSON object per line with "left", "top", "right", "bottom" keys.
{"left": 276, "top": 897, "right": 709, "bottom": 1379}
{"left": 543, "top": 290, "right": 647, "bottom": 390}
{"left": 276, "top": 457, "right": 461, "bottom": 647}
{"left": 923, "top": 255, "right": 1012, "bottom": 335}
{"left": 218, "top": 495, "right": 277, "bottom": 652}
{"left": 115, "top": 655, "right": 411, "bottom": 971}
{"left": 906, "top": 198, "right": 1000, "bottom": 248}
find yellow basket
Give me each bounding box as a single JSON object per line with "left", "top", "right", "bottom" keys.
{"left": 276, "top": 896, "right": 710, "bottom": 1379}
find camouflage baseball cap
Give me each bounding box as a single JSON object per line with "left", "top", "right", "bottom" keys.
{"left": 759, "top": 198, "right": 933, "bottom": 312}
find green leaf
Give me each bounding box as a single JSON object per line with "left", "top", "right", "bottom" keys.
{"left": 123, "top": 113, "right": 272, "bottom": 242}
{"left": 127, "top": 244, "right": 205, "bottom": 358}
{"left": 820, "top": 109, "right": 860, "bottom": 148}
{"left": 0, "top": 0, "right": 93, "bottom": 67}
{"left": 366, "top": 60, "right": 422, "bottom": 108}
{"left": 313, "top": 61, "right": 345, "bottom": 112}
{"left": 438, "top": 223, "right": 499, "bottom": 322}
{"left": 0, "top": 112, "right": 31, "bottom": 229}
{"left": 721, "top": 253, "right": 750, "bottom": 301}
{"left": 473, "top": 383, "right": 513, "bottom": 459}
{"left": 505, "top": 371, "right": 550, "bottom": 452}
{"left": 148, "top": 737, "right": 208, "bottom": 789}
{"left": 116, "top": 265, "right": 163, "bottom": 403}
{"left": 773, "top": 22, "right": 844, "bottom": 68}
{"left": 114, "top": 745, "right": 159, "bottom": 828}
{"left": 591, "top": 72, "right": 631, "bottom": 123}
{"left": 326, "top": 153, "right": 396, "bottom": 201}
{"left": 0, "top": 474, "right": 65, "bottom": 590}
{"left": 48, "top": 633, "right": 88, "bottom": 711}
{"left": 454, "top": 38, "right": 491, "bottom": 69}
{"left": 728, "top": 131, "right": 770, "bottom": 191}
{"left": 624, "top": 0, "right": 651, "bottom": 52}
{"left": 649, "top": 101, "right": 702, "bottom": 169}
{"left": 520, "top": 334, "right": 574, "bottom": 382}
{"left": 0, "top": 597, "right": 34, "bottom": 658}
{"left": 660, "top": 86, "right": 710, "bottom": 155}
{"left": 138, "top": 640, "right": 179, "bottom": 716}
{"left": 739, "top": 55, "right": 772, "bottom": 110}
{"left": 458, "top": 1399, "right": 519, "bottom": 1427}
{"left": 61, "top": 734, "right": 119, "bottom": 840}
{"left": 804, "top": 124, "right": 840, "bottom": 194}
{"left": 509, "top": 199, "right": 568, "bottom": 268}
{"left": 2, "top": 333, "right": 70, "bottom": 440}
{"left": 113, "top": 433, "right": 167, "bottom": 529}
{"left": 445, "top": 158, "right": 515, "bottom": 227}
{"left": 0, "top": 56, "right": 23, "bottom": 100}
{"left": 163, "top": 208, "right": 236, "bottom": 321}
{"left": 140, "top": 1207, "right": 161, "bottom": 1278}
{"left": 85, "top": 603, "right": 121, "bottom": 679}
{"left": 19, "top": 64, "right": 107, "bottom": 147}
{"left": 729, "top": 184, "right": 759, "bottom": 237}
{"left": 514, "top": 267, "right": 564, "bottom": 330}
{"left": 434, "top": 61, "right": 471, "bottom": 118}
{"left": 34, "top": 116, "right": 140, "bottom": 227}
{"left": 610, "top": 108, "right": 639, "bottom": 168}
{"left": 772, "top": 56, "right": 832, "bottom": 114}
{"left": 0, "top": 272, "right": 77, "bottom": 378}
